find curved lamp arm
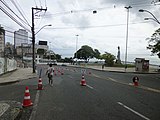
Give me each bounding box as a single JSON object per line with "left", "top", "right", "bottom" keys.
{"left": 139, "top": 9, "right": 160, "bottom": 24}
{"left": 35, "top": 24, "right": 52, "bottom": 35}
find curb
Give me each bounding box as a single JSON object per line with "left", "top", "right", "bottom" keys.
{"left": 68, "top": 65, "right": 160, "bottom": 74}
{"left": 0, "top": 80, "right": 20, "bottom": 86}
{"left": 94, "top": 69, "right": 160, "bottom": 74}
{"left": 0, "top": 76, "right": 37, "bottom": 86}
{"left": 0, "top": 69, "right": 17, "bottom": 77}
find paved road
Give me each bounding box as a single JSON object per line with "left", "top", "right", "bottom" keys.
{"left": 0, "top": 65, "right": 160, "bottom": 120}
{"left": 33, "top": 65, "right": 160, "bottom": 120}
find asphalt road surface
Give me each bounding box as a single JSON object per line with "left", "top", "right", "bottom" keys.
{"left": 0, "top": 64, "right": 160, "bottom": 120}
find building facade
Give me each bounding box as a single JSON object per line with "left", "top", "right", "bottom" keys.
{"left": 0, "top": 26, "right": 5, "bottom": 57}
{"left": 14, "top": 29, "right": 28, "bottom": 48}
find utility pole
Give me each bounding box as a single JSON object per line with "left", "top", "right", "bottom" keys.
{"left": 124, "top": 6, "right": 132, "bottom": 72}
{"left": 32, "top": 7, "right": 47, "bottom": 73}
{"left": 75, "top": 35, "right": 79, "bottom": 65}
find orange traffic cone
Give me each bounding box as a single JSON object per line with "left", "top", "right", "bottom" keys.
{"left": 37, "top": 78, "right": 43, "bottom": 90}
{"left": 132, "top": 76, "right": 139, "bottom": 86}
{"left": 80, "top": 74, "right": 86, "bottom": 86}
{"left": 22, "top": 86, "right": 33, "bottom": 107}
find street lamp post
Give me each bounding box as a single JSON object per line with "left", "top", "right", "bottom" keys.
{"left": 49, "top": 41, "right": 51, "bottom": 62}
{"left": 124, "top": 6, "right": 132, "bottom": 72}
{"left": 31, "top": 7, "right": 47, "bottom": 73}
{"left": 139, "top": 9, "right": 160, "bottom": 24}
{"left": 31, "top": 24, "right": 51, "bottom": 73}
{"left": 35, "top": 24, "right": 52, "bottom": 35}
{"left": 75, "top": 35, "right": 79, "bottom": 65}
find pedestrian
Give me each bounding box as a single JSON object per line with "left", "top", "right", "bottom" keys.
{"left": 102, "top": 64, "right": 104, "bottom": 70}
{"left": 46, "top": 64, "right": 54, "bottom": 86}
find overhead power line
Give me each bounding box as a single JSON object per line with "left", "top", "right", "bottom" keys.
{"left": 44, "top": 2, "right": 159, "bottom": 17}
{"left": 0, "top": 6, "right": 31, "bottom": 33}
{"left": 0, "top": 0, "right": 31, "bottom": 28}
{"left": 5, "top": 34, "right": 31, "bottom": 41}
{"left": 45, "top": 21, "right": 152, "bottom": 30}
{"left": 5, "top": 29, "right": 30, "bottom": 38}
{"left": 10, "top": 0, "right": 31, "bottom": 27}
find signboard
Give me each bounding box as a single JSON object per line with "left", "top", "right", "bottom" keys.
{"left": 39, "top": 41, "right": 47, "bottom": 45}
{"left": 81, "top": 69, "right": 86, "bottom": 74}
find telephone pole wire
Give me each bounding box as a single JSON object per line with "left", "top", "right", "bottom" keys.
{"left": 32, "top": 7, "right": 47, "bottom": 73}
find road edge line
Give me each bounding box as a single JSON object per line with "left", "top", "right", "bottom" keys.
{"left": 29, "top": 90, "right": 40, "bottom": 120}
{"left": 117, "top": 102, "right": 150, "bottom": 120}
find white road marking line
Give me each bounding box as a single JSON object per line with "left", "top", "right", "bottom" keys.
{"left": 0, "top": 103, "right": 10, "bottom": 117}
{"left": 129, "top": 83, "right": 133, "bottom": 86}
{"left": 67, "top": 75, "right": 73, "bottom": 79}
{"left": 139, "top": 86, "right": 160, "bottom": 93}
{"left": 92, "top": 73, "right": 160, "bottom": 93}
{"left": 92, "top": 73, "right": 100, "bottom": 78}
{"left": 86, "top": 84, "right": 94, "bottom": 89}
{"left": 29, "top": 90, "right": 40, "bottom": 120}
{"left": 108, "top": 77, "right": 117, "bottom": 82}
{"left": 117, "top": 102, "right": 150, "bottom": 120}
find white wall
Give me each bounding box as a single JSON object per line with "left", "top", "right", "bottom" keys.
{"left": 0, "top": 58, "right": 17, "bottom": 75}
{"left": 0, "top": 58, "right": 4, "bottom": 74}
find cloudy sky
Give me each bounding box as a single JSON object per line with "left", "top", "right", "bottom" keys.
{"left": 0, "top": 0, "right": 160, "bottom": 64}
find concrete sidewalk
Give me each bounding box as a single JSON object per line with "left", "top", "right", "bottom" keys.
{"left": 0, "top": 68, "right": 37, "bottom": 120}
{"left": 0, "top": 67, "right": 37, "bottom": 85}
{"left": 86, "top": 65, "right": 159, "bottom": 74}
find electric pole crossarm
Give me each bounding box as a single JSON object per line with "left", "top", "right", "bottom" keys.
{"left": 31, "top": 7, "right": 47, "bottom": 73}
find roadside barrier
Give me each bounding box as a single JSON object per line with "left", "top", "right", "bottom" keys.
{"left": 132, "top": 76, "right": 139, "bottom": 86}
{"left": 80, "top": 74, "right": 86, "bottom": 86}
{"left": 22, "top": 86, "right": 33, "bottom": 107}
{"left": 37, "top": 77, "right": 43, "bottom": 90}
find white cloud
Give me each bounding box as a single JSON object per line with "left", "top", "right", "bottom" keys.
{"left": 0, "top": 0, "right": 160, "bottom": 64}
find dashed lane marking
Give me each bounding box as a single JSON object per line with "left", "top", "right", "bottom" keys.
{"left": 139, "top": 85, "right": 160, "bottom": 93}
{"left": 92, "top": 73, "right": 101, "bottom": 78}
{"left": 107, "top": 77, "right": 117, "bottom": 82}
{"left": 92, "top": 73, "right": 160, "bottom": 93}
{"left": 86, "top": 84, "right": 94, "bottom": 89}
{"left": 29, "top": 90, "right": 40, "bottom": 120}
{"left": 117, "top": 102, "right": 150, "bottom": 120}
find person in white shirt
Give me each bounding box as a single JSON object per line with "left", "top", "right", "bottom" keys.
{"left": 46, "top": 64, "right": 54, "bottom": 86}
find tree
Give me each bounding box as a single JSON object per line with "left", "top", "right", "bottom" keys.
{"left": 94, "top": 49, "right": 101, "bottom": 59}
{"left": 146, "top": 28, "right": 160, "bottom": 58}
{"left": 100, "top": 52, "right": 116, "bottom": 66}
{"left": 62, "top": 57, "right": 73, "bottom": 63}
{"left": 74, "top": 45, "right": 95, "bottom": 61}
{"left": 55, "top": 54, "right": 61, "bottom": 61}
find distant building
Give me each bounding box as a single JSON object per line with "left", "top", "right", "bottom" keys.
{"left": 135, "top": 58, "right": 149, "bottom": 72}
{"left": 0, "top": 26, "right": 5, "bottom": 57}
{"left": 16, "top": 43, "right": 32, "bottom": 57}
{"left": 17, "top": 42, "right": 49, "bottom": 62}
{"left": 14, "top": 29, "right": 28, "bottom": 48}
